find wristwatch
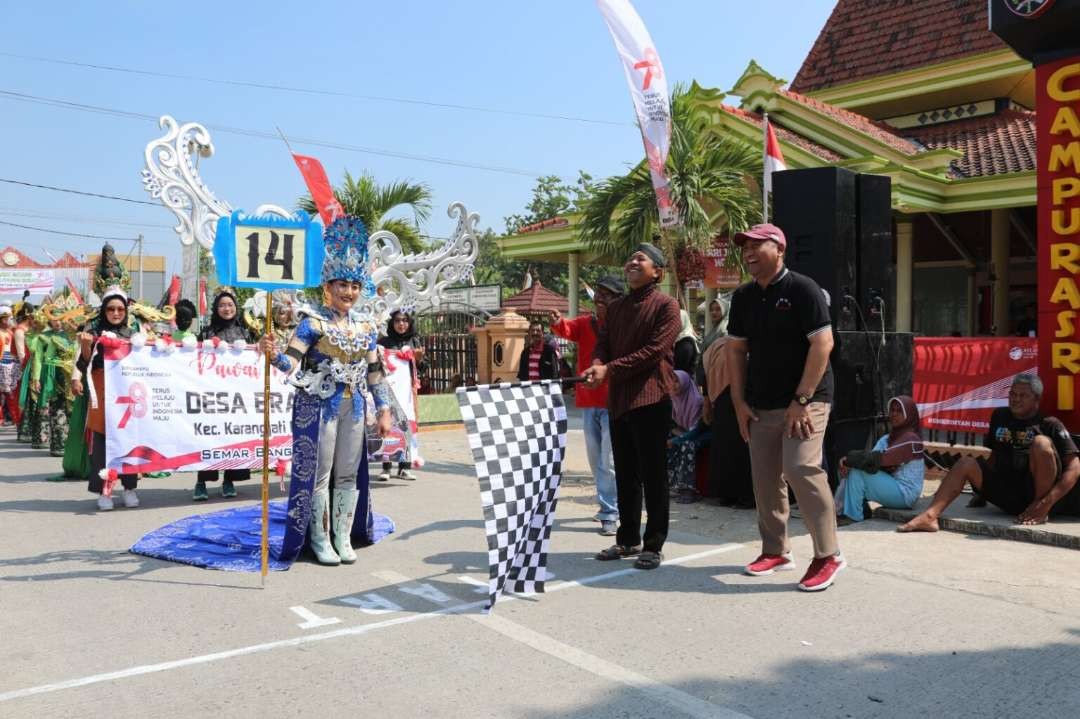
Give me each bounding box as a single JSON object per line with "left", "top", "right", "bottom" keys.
{"left": 795, "top": 394, "right": 811, "bottom": 406}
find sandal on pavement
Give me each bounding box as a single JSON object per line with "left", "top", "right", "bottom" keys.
{"left": 634, "top": 551, "right": 663, "bottom": 570}
{"left": 595, "top": 544, "right": 641, "bottom": 561}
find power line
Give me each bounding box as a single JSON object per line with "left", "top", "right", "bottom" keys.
{"left": 0, "top": 207, "right": 170, "bottom": 229}
{"left": 0, "top": 218, "right": 138, "bottom": 241}
{"left": 0, "top": 51, "right": 632, "bottom": 128}
{"left": 0, "top": 90, "right": 552, "bottom": 178}
{"left": 0, "top": 177, "right": 157, "bottom": 205}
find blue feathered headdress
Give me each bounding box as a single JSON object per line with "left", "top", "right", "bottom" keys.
{"left": 321, "top": 216, "right": 374, "bottom": 294}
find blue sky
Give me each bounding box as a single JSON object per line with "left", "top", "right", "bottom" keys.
{"left": 0, "top": 1, "right": 835, "bottom": 283}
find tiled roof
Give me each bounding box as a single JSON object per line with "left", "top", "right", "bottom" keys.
{"left": 0, "top": 246, "right": 46, "bottom": 268}
{"left": 502, "top": 280, "right": 568, "bottom": 313}
{"left": 791, "top": 0, "right": 1007, "bottom": 94}
{"left": 516, "top": 217, "right": 569, "bottom": 235}
{"left": 780, "top": 90, "right": 922, "bottom": 155}
{"left": 901, "top": 109, "right": 1036, "bottom": 177}
{"left": 719, "top": 104, "right": 843, "bottom": 162}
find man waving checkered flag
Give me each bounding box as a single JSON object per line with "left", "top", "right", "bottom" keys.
{"left": 456, "top": 380, "right": 568, "bottom": 610}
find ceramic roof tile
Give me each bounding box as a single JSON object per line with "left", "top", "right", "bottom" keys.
{"left": 901, "top": 109, "right": 1036, "bottom": 177}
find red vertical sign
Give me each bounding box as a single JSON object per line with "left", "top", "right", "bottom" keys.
{"left": 1037, "top": 56, "right": 1080, "bottom": 428}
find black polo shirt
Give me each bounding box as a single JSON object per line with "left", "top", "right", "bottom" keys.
{"left": 727, "top": 267, "right": 834, "bottom": 410}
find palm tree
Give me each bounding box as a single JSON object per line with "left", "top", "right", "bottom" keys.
{"left": 299, "top": 171, "right": 433, "bottom": 253}
{"left": 578, "top": 83, "right": 763, "bottom": 286}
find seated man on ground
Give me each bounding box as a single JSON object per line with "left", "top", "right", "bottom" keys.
{"left": 899, "top": 374, "right": 1080, "bottom": 532}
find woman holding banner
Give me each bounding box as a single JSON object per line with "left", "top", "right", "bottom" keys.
{"left": 75, "top": 286, "right": 140, "bottom": 512}
{"left": 192, "top": 287, "right": 256, "bottom": 501}
{"left": 260, "top": 216, "right": 393, "bottom": 566}
{"left": 376, "top": 310, "right": 423, "bottom": 481}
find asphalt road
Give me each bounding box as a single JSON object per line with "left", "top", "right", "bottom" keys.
{"left": 2, "top": 421, "right": 1080, "bottom": 718}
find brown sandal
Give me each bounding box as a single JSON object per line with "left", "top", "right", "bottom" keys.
{"left": 634, "top": 551, "right": 663, "bottom": 570}
{"left": 595, "top": 544, "right": 641, "bottom": 561}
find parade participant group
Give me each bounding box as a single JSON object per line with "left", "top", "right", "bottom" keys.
{"left": 7, "top": 204, "right": 1080, "bottom": 592}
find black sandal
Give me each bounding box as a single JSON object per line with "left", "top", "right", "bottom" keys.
{"left": 634, "top": 551, "right": 663, "bottom": 570}
{"left": 595, "top": 544, "right": 641, "bottom": 561}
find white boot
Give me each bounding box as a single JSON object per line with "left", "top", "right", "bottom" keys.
{"left": 308, "top": 490, "right": 340, "bottom": 566}
{"left": 331, "top": 488, "right": 360, "bottom": 564}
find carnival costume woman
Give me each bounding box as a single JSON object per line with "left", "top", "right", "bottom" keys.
{"left": 376, "top": 310, "right": 423, "bottom": 480}
{"left": 0, "top": 304, "right": 21, "bottom": 427}
{"left": 21, "top": 307, "right": 76, "bottom": 456}
{"left": 129, "top": 216, "right": 395, "bottom": 571}
{"left": 192, "top": 288, "right": 256, "bottom": 501}
{"left": 76, "top": 287, "right": 140, "bottom": 511}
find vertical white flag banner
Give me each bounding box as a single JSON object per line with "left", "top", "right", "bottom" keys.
{"left": 596, "top": 0, "right": 678, "bottom": 228}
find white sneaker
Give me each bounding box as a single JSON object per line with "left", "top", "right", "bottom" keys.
{"left": 123, "top": 489, "right": 139, "bottom": 508}
{"left": 377, "top": 470, "right": 391, "bottom": 482}
{"left": 97, "top": 494, "right": 114, "bottom": 511}
{"left": 397, "top": 469, "right": 416, "bottom": 481}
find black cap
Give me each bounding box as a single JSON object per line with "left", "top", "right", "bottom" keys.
{"left": 634, "top": 242, "right": 666, "bottom": 268}
{"left": 595, "top": 274, "right": 626, "bottom": 296}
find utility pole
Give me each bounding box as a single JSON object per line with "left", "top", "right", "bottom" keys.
{"left": 138, "top": 234, "right": 144, "bottom": 300}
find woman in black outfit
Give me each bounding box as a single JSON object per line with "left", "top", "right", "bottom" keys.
{"left": 377, "top": 310, "right": 423, "bottom": 481}
{"left": 193, "top": 288, "right": 256, "bottom": 501}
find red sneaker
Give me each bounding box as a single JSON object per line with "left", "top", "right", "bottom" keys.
{"left": 744, "top": 552, "right": 796, "bottom": 576}
{"left": 797, "top": 553, "right": 846, "bottom": 592}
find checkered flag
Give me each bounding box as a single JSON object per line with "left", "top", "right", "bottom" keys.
{"left": 456, "top": 380, "right": 568, "bottom": 611}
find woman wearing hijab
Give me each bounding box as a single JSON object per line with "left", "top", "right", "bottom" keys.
{"left": 667, "top": 369, "right": 709, "bottom": 503}
{"left": 192, "top": 288, "right": 256, "bottom": 501}
{"left": 835, "top": 395, "right": 925, "bottom": 524}
{"left": 673, "top": 309, "right": 699, "bottom": 375}
{"left": 701, "top": 325, "right": 754, "bottom": 508}
{"left": 376, "top": 310, "right": 423, "bottom": 481}
{"left": 75, "top": 287, "right": 140, "bottom": 511}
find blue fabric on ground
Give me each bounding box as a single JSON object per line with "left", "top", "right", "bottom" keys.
{"left": 130, "top": 500, "right": 395, "bottom": 572}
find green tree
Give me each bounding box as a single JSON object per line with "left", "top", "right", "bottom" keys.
{"left": 578, "top": 83, "right": 762, "bottom": 289}
{"left": 503, "top": 171, "right": 595, "bottom": 235}
{"left": 298, "top": 171, "right": 433, "bottom": 254}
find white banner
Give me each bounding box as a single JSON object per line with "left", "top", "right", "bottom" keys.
{"left": 0, "top": 269, "right": 54, "bottom": 296}
{"left": 102, "top": 339, "right": 294, "bottom": 474}
{"left": 596, "top": 0, "right": 678, "bottom": 228}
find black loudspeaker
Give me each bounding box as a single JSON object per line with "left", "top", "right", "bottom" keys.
{"left": 856, "top": 174, "right": 894, "bottom": 332}
{"left": 824, "top": 331, "right": 914, "bottom": 490}
{"left": 773, "top": 167, "right": 857, "bottom": 330}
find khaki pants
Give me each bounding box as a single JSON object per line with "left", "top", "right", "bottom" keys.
{"left": 748, "top": 402, "right": 838, "bottom": 559}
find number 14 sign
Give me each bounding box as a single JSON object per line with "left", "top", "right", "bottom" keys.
{"left": 213, "top": 210, "right": 324, "bottom": 289}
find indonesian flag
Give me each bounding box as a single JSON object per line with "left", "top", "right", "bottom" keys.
{"left": 763, "top": 116, "right": 787, "bottom": 195}
{"left": 596, "top": 0, "right": 678, "bottom": 228}
{"left": 291, "top": 153, "right": 346, "bottom": 226}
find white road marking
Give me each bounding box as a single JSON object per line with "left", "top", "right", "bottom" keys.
{"left": 371, "top": 572, "right": 454, "bottom": 604}
{"left": 0, "top": 543, "right": 746, "bottom": 704}
{"left": 288, "top": 606, "right": 341, "bottom": 630}
{"left": 338, "top": 592, "right": 404, "bottom": 615}
{"left": 378, "top": 562, "right": 754, "bottom": 719}
{"left": 457, "top": 575, "right": 490, "bottom": 594}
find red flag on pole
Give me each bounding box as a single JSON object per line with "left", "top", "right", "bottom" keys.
{"left": 291, "top": 153, "right": 345, "bottom": 225}
{"left": 166, "top": 275, "right": 181, "bottom": 307}
{"left": 762, "top": 114, "right": 787, "bottom": 222}
{"left": 198, "top": 277, "right": 208, "bottom": 316}
{"left": 64, "top": 277, "right": 84, "bottom": 305}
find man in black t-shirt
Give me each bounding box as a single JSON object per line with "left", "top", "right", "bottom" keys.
{"left": 900, "top": 373, "right": 1080, "bottom": 531}
{"left": 727, "top": 223, "right": 843, "bottom": 592}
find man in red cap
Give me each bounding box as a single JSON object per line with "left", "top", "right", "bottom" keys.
{"left": 726, "top": 223, "right": 845, "bottom": 591}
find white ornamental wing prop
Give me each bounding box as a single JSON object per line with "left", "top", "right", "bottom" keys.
{"left": 142, "top": 116, "right": 234, "bottom": 249}
{"left": 361, "top": 201, "right": 480, "bottom": 320}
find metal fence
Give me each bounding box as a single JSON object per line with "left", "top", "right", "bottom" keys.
{"left": 416, "top": 310, "right": 483, "bottom": 394}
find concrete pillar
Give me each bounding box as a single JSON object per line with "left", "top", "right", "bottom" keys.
{"left": 469, "top": 309, "right": 530, "bottom": 385}
{"left": 991, "top": 208, "right": 1010, "bottom": 337}
{"left": 896, "top": 219, "right": 914, "bottom": 333}
{"left": 568, "top": 252, "right": 580, "bottom": 318}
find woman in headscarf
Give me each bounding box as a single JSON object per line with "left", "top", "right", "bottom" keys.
{"left": 673, "top": 308, "right": 699, "bottom": 374}
{"left": 701, "top": 325, "right": 754, "bottom": 508}
{"left": 192, "top": 288, "right": 256, "bottom": 501}
{"left": 75, "top": 287, "right": 140, "bottom": 511}
{"left": 376, "top": 310, "right": 423, "bottom": 481}
{"left": 0, "top": 304, "right": 21, "bottom": 427}
{"left": 667, "top": 369, "right": 709, "bottom": 503}
{"left": 835, "top": 395, "right": 925, "bottom": 524}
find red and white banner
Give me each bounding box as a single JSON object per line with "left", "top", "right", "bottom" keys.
{"left": 914, "top": 337, "right": 1038, "bottom": 433}
{"left": 0, "top": 269, "right": 54, "bottom": 297}
{"left": 292, "top": 153, "right": 345, "bottom": 226}
{"left": 596, "top": 0, "right": 678, "bottom": 228}
{"left": 102, "top": 338, "right": 294, "bottom": 474}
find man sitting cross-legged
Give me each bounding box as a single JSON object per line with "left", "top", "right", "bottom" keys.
{"left": 899, "top": 373, "right": 1080, "bottom": 532}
